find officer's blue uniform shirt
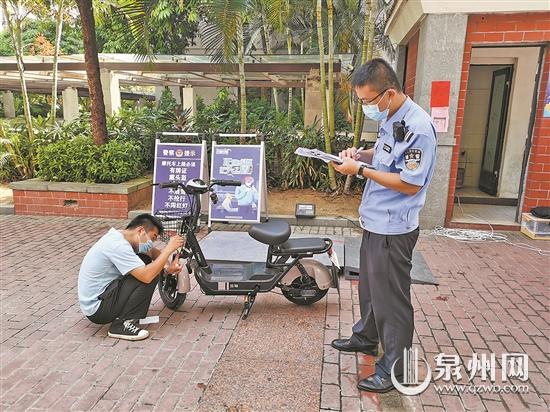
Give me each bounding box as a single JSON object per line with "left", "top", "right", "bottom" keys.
{"left": 359, "top": 97, "right": 437, "bottom": 235}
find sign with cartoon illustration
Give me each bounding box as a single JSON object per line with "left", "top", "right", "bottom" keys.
{"left": 152, "top": 139, "right": 206, "bottom": 217}
{"left": 209, "top": 141, "right": 266, "bottom": 223}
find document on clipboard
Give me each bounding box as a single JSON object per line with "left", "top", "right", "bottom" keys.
{"left": 295, "top": 147, "right": 375, "bottom": 169}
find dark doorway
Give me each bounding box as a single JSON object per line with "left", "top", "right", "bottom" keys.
{"left": 479, "top": 66, "right": 513, "bottom": 196}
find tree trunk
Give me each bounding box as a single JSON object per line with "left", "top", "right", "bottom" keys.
{"left": 262, "top": 23, "right": 279, "bottom": 112}
{"left": 76, "top": 0, "right": 107, "bottom": 145}
{"left": 327, "top": 0, "right": 335, "bottom": 141}
{"left": 237, "top": 18, "right": 247, "bottom": 138}
{"left": 2, "top": 0, "right": 34, "bottom": 144}
{"left": 300, "top": 41, "right": 305, "bottom": 123}
{"left": 344, "top": 0, "right": 372, "bottom": 194}
{"left": 51, "top": 0, "right": 64, "bottom": 124}
{"left": 367, "top": 0, "right": 376, "bottom": 60}
{"left": 316, "top": 0, "right": 337, "bottom": 191}
{"left": 286, "top": 28, "right": 293, "bottom": 121}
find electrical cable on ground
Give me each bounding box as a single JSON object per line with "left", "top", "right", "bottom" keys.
{"left": 423, "top": 196, "right": 550, "bottom": 257}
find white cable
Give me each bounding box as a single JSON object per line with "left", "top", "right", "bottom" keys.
{"left": 422, "top": 195, "right": 550, "bottom": 257}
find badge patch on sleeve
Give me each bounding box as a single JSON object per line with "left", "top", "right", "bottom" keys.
{"left": 404, "top": 148, "right": 422, "bottom": 171}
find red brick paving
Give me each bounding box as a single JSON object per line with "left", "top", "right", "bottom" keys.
{"left": 0, "top": 215, "right": 242, "bottom": 411}
{"left": 1, "top": 216, "right": 549, "bottom": 411}
{"left": 319, "top": 230, "right": 549, "bottom": 411}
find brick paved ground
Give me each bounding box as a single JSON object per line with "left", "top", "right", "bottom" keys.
{"left": 1, "top": 215, "right": 549, "bottom": 411}
{"left": 0, "top": 216, "right": 244, "bottom": 411}
{"left": 319, "top": 230, "right": 549, "bottom": 412}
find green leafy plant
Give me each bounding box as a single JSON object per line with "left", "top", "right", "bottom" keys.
{"left": 36, "top": 135, "right": 143, "bottom": 184}
{"left": 0, "top": 120, "right": 35, "bottom": 181}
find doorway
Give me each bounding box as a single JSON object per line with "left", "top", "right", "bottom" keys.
{"left": 479, "top": 66, "right": 513, "bottom": 196}
{"left": 452, "top": 46, "right": 542, "bottom": 226}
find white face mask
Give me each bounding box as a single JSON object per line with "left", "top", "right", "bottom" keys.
{"left": 137, "top": 231, "right": 153, "bottom": 254}
{"left": 362, "top": 90, "right": 391, "bottom": 122}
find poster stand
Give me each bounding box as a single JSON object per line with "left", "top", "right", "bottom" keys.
{"left": 208, "top": 133, "right": 269, "bottom": 231}
{"left": 152, "top": 132, "right": 209, "bottom": 219}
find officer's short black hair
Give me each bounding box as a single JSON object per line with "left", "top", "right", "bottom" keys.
{"left": 351, "top": 58, "right": 403, "bottom": 93}
{"left": 126, "top": 213, "right": 164, "bottom": 235}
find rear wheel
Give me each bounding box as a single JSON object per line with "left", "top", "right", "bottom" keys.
{"left": 281, "top": 274, "right": 328, "bottom": 305}
{"left": 158, "top": 272, "right": 186, "bottom": 310}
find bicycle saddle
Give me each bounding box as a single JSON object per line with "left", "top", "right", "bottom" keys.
{"left": 248, "top": 220, "right": 291, "bottom": 246}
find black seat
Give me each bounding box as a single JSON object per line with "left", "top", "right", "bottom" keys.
{"left": 279, "top": 238, "right": 327, "bottom": 254}
{"left": 248, "top": 220, "right": 291, "bottom": 246}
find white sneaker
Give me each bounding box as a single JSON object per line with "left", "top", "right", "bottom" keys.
{"left": 108, "top": 319, "right": 149, "bottom": 341}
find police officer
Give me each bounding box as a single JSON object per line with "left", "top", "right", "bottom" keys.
{"left": 331, "top": 58, "right": 437, "bottom": 393}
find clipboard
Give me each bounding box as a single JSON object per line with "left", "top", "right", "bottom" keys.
{"left": 295, "top": 147, "right": 375, "bottom": 169}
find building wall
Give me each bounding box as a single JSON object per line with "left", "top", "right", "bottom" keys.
{"left": 446, "top": 12, "right": 550, "bottom": 224}
{"left": 413, "top": 14, "right": 468, "bottom": 229}
{"left": 523, "top": 51, "right": 550, "bottom": 211}
{"left": 404, "top": 31, "right": 419, "bottom": 98}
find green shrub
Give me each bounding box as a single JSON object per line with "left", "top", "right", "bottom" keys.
{"left": 36, "top": 136, "right": 143, "bottom": 184}
{"left": 93, "top": 139, "right": 144, "bottom": 183}
{"left": 0, "top": 120, "right": 35, "bottom": 181}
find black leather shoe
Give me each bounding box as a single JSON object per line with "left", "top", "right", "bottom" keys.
{"left": 357, "top": 373, "right": 395, "bottom": 393}
{"left": 331, "top": 338, "right": 378, "bottom": 356}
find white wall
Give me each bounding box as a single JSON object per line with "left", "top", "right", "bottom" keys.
{"left": 194, "top": 87, "right": 238, "bottom": 105}
{"left": 385, "top": 1, "right": 549, "bottom": 45}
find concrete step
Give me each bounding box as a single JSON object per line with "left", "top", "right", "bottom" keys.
{"left": 0, "top": 204, "right": 14, "bottom": 215}
{"left": 128, "top": 209, "right": 360, "bottom": 228}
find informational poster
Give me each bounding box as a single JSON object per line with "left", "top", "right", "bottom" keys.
{"left": 544, "top": 71, "right": 550, "bottom": 118}
{"left": 209, "top": 143, "right": 265, "bottom": 223}
{"left": 152, "top": 140, "right": 206, "bottom": 217}
{"left": 430, "top": 81, "right": 451, "bottom": 133}
{"left": 431, "top": 107, "right": 449, "bottom": 132}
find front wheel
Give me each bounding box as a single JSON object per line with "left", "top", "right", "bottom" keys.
{"left": 281, "top": 275, "right": 328, "bottom": 305}
{"left": 158, "top": 272, "right": 186, "bottom": 310}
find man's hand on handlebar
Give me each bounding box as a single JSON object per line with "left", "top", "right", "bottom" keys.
{"left": 166, "top": 235, "right": 184, "bottom": 253}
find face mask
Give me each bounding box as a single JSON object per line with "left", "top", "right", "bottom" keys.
{"left": 138, "top": 231, "right": 153, "bottom": 254}
{"left": 362, "top": 91, "right": 391, "bottom": 121}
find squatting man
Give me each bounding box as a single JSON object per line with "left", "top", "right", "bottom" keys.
{"left": 78, "top": 214, "right": 184, "bottom": 341}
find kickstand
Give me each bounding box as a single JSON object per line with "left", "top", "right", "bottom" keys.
{"left": 241, "top": 288, "right": 259, "bottom": 320}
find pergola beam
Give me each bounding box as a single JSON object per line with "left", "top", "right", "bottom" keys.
{"left": 0, "top": 62, "right": 342, "bottom": 73}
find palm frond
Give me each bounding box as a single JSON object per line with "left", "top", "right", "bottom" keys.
{"left": 111, "top": 0, "right": 156, "bottom": 61}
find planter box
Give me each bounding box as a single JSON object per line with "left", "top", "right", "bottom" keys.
{"left": 9, "top": 176, "right": 152, "bottom": 219}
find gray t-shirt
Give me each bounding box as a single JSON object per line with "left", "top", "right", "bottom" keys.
{"left": 78, "top": 228, "right": 145, "bottom": 316}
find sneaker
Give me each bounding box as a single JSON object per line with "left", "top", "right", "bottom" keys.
{"left": 108, "top": 319, "right": 149, "bottom": 341}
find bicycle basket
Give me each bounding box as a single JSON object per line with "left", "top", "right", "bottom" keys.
{"left": 155, "top": 212, "right": 190, "bottom": 243}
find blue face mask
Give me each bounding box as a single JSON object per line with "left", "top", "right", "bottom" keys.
{"left": 362, "top": 91, "right": 390, "bottom": 122}
{"left": 138, "top": 232, "right": 153, "bottom": 254}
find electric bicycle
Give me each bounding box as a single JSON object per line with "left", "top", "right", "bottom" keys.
{"left": 156, "top": 178, "right": 340, "bottom": 318}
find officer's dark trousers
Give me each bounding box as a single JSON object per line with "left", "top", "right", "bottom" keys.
{"left": 351, "top": 227, "right": 420, "bottom": 379}
{"left": 87, "top": 254, "right": 159, "bottom": 325}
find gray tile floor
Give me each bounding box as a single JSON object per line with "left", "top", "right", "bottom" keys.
{"left": 451, "top": 203, "right": 519, "bottom": 225}
{"left": 455, "top": 186, "right": 496, "bottom": 199}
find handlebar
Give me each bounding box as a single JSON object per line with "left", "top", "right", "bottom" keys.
{"left": 158, "top": 182, "right": 181, "bottom": 189}
{"left": 210, "top": 179, "right": 241, "bottom": 187}
{"left": 156, "top": 179, "right": 241, "bottom": 191}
